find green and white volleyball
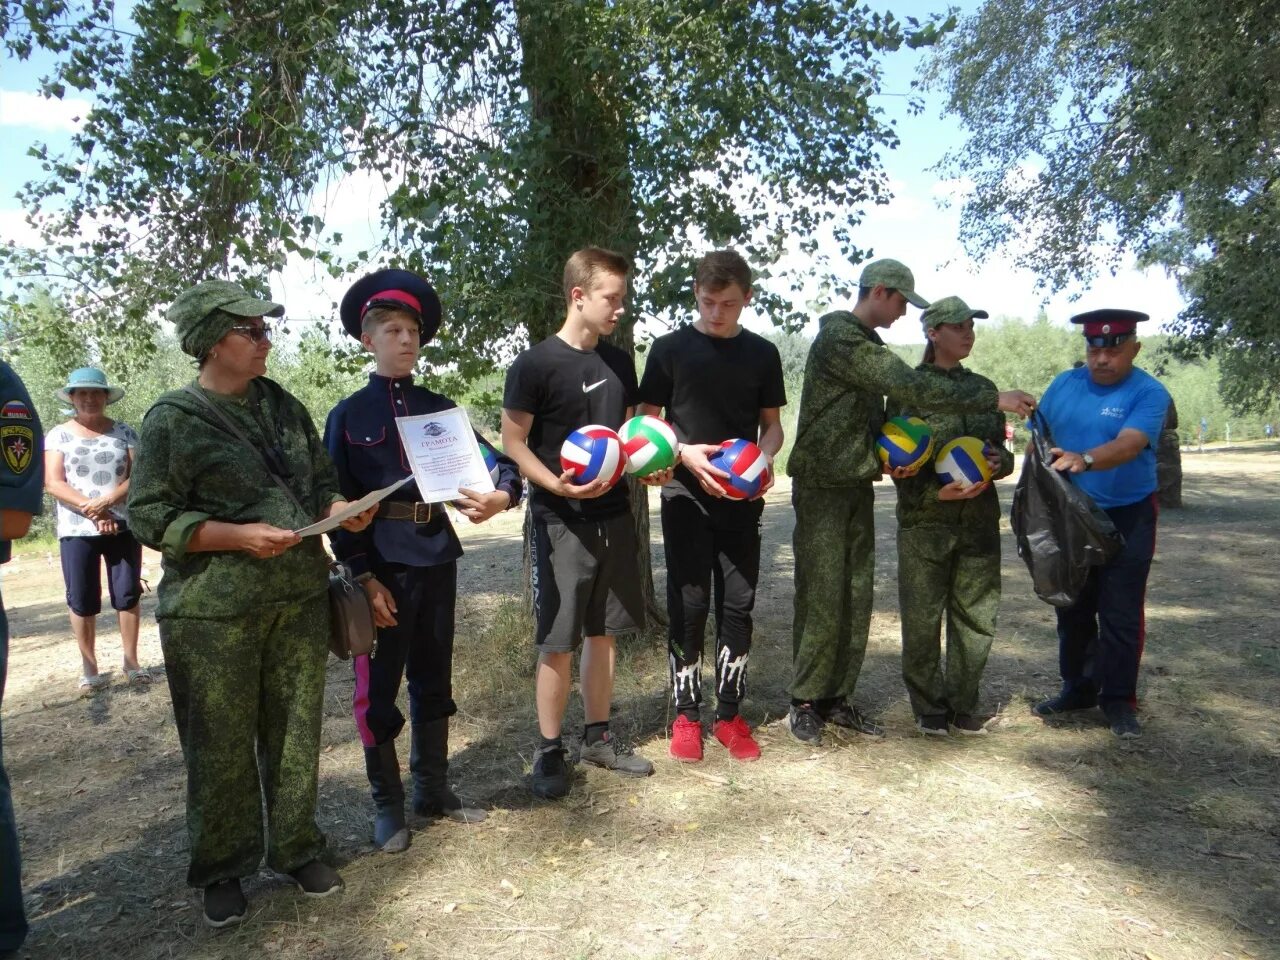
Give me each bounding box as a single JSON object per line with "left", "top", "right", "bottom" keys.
{"left": 619, "top": 415, "right": 679, "bottom": 476}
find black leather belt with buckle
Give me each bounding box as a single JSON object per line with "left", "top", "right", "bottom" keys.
{"left": 377, "top": 501, "right": 434, "bottom": 524}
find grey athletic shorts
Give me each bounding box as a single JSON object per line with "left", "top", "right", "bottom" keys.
{"left": 531, "top": 512, "right": 646, "bottom": 653}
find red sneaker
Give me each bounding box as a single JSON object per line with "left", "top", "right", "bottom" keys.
{"left": 669, "top": 715, "right": 704, "bottom": 762}
{"left": 713, "top": 715, "right": 761, "bottom": 761}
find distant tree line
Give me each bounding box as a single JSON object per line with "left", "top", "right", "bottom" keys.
{"left": 5, "top": 298, "right": 1274, "bottom": 543}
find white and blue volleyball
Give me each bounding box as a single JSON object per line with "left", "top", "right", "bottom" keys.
{"left": 559, "top": 424, "right": 627, "bottom": 489}
{"left": 708, "top": 438, "right": 770, "bottom": 500}
{"left": 934, "top": 436, "right": 995, "bottom": 487}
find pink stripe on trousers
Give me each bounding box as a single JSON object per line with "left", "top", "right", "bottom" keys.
{"left": 353, "top": 653, "right": 376, "bottom": 747}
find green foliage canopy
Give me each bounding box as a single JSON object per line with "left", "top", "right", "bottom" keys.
{"left": 2, "top": 0, "right": 955, "bottom": 381}
{"left": 927, "top": 0, "right": 1280, "bottom": 412}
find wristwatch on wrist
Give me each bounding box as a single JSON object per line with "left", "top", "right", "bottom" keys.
{"left": 1081, "top": 452, "right": 1095, "bottom": 471}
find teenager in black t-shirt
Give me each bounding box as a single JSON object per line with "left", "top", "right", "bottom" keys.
{"left": 502, "top": 247, "right": 669, "bottom": 799}
{"left": 504, "top": 336, "right": 637, "bottom": 523}
{"left": 637, "top": 250, "right": 786, "bottom": 763}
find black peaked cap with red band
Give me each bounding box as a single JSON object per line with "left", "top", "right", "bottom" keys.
{"left": 340, "top": 269, "right": 442, "bottom": 345}
{"left": 1069, "top": 308, "right": 1149, "bottom": 343}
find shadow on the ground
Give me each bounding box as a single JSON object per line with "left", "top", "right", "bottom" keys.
{"left": 5, "top": 467, "right": 1280, "bottom": 959}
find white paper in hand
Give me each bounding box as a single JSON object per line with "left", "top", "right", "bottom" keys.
{"left": 293, "top": 475, "right": 414, "bottom": 537}
{"left": 395, "top": 408, "right": 496, "bottom": 503}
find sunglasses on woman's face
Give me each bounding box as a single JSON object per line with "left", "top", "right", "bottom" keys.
{"left": 230, "top": 322, "right": 274, "bottom": 343}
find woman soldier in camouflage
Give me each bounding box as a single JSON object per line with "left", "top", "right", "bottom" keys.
{"left": 892, "top": 297, "right": 1014, "bottom": 737}
{"left": 128, "top": 281, "right": 375, "bottom": 928}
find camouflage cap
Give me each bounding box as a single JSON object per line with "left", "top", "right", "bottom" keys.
{"left": 167, "top": 280, "right": 284, "bottom": 358}
{"left": 858, "top": 258, "right": 929, "bottom": 308}
{"left": 921, "top": 295, "right": 989, "bottom": 329}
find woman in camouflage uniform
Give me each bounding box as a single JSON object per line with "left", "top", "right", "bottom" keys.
{"left": 128, "top": 281, "right": 374, "bottom": 928}
{"left": 893, "top": 297, "right": 1014, "bottom": 737}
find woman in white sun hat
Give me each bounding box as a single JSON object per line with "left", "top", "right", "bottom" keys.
{"left": 42, "top": 367, "right": 150, "bottom": 693}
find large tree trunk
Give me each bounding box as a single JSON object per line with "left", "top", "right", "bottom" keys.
{"left": 513, "top": 0, "right": 663, "bottom": 629}
{"left": 1156, "top": 399, "right": 1183, "bottom": 508}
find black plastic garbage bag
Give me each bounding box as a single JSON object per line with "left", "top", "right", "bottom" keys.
{"left": 1010, "top": 411, "right": 1125, "bottom": 607}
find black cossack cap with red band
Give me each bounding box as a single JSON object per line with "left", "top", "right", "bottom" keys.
{"left": 340, "top": 269, "right": 442, "bottom": 345}
{"left": 1069, "top": 308, "right": 1149, "bottom": 347}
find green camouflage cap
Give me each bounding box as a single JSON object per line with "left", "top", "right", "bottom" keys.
{"left": 167, "top": 280, "right": 284, "bottom": 358}
{"left": 920, "top": 295, "right": 989, "bottom": 329}
{"left": 858, "top": 258, "right": 929, "bottom": 308}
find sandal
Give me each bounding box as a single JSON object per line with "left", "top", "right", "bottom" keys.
{"left": 125, "top": 667, "right": 154, "bottom": 686}
{"left": 78, "top": 674, "right": 109, "bottom": 696}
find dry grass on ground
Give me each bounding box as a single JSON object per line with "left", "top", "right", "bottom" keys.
{"left": 2, "top": 447, "right": 1278, "bottom": 960}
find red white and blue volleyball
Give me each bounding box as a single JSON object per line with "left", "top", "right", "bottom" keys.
{"left": 708, "top": 438, "right": 770, "bottom": 500}
{"left": 560, "top": 425, "right": 627, "bottom": 489}
{"left": 934, "top": 436, "right": 995, "bottom": 487}
{"left": 619, "top": 415, "right": 679, "bottom": 476}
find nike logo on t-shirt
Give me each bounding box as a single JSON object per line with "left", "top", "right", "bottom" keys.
{"left": 582, "top": 379, "right": 608, "bottom": 393}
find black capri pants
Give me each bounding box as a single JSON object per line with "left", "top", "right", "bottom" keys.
{"left": 59, "top": 530, "right": 143, "bottom": 616}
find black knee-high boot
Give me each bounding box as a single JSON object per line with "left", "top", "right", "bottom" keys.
{"left": 363, "top": 740, "right": 410, "bottom": 852}
{"left": 409, "top": 718, "right": 486, "bottom": 823}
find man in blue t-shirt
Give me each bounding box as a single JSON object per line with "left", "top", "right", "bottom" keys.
{"left": 1032, "top": 309, "right": 1170, "bottom": 738}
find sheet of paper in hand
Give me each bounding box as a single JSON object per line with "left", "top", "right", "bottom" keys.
{"left": 293, "top": 475, "right": 414, "bottom": 537}
{"left": 395, "top": 408, "right": 496, "bottom": 503}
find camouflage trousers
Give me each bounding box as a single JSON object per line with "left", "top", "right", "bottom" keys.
{"left": 160, "top": 599, "right": 329, "bottom": 887}
{"left": 897, "top": 523, "right": 1001, "bottom": 717}
{"left": 790, "top": 483, "right": 876, "bottom": 702}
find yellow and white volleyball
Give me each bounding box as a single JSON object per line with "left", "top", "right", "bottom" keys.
{"left": 934, "top": 436, "right": 995, "bottom": 487}
{"left": 618, "top": 415, "right": 679, "bottom": 476}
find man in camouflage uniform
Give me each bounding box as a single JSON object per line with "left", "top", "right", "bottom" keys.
{"left": 893, "top": 297, "right": 1013, "bottom": 736}
{"left": 129, "top": 281, "right": 372, "bottom": 926}
{"left": 786, "top": 261, "right": 1035, "bottom": 744}
{"left": 0, "top": 360, "right": 42, "bottom": 958}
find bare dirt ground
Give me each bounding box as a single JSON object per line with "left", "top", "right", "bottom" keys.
{"left": 3, "top": 447, "right": 1278, "bottom": 960}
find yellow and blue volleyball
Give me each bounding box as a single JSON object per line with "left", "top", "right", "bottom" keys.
{"left": 934, "top": 436, "right": 995, "bottom": 487}
{"left": 619, "top": 415, "right": 679, "bottom": 476}
{"left": 560, "top": 424, "right": 627, "bottom": 489}
{"left": 877, "top": 416, "right": 934, "bottom": 471}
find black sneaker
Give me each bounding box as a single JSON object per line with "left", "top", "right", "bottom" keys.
{"left": 1101, "top": 701, "right": 1142, "bottom": 739}
{"left": 820, "top": 699, "right": 885, "bottom": 737}
{"left": 579, "top": 731, "right": 654, "bottom": 778}
{"left": 947, "top": 712, "right": 990, "bottom": 736}
{"left": 203, "top": 879, "right": 248, "bottom": 928}
{"left": 531, "top": 745, "right": 571, "bottom": 799}
{"left": 288, "top": 860, "right": 344, "bottom": 897}
{"left": 915, "top": 714, "right": 949, "bottom": 737}
{"left": 788, "top": 703, "right": 824, "bottom": 745}
{"left": 1032, "top": 687, "right": 1098, "bottom": 717}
